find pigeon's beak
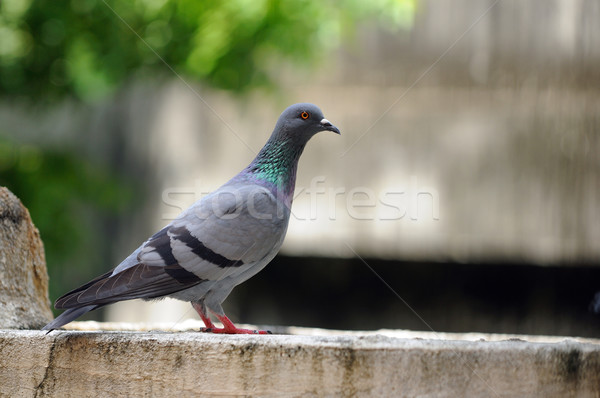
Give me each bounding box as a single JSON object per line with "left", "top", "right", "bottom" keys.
{"left": 320, "top": 118, "right": 341, "bottom": 135}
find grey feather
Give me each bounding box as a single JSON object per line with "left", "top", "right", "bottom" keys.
{"left": 42, "top": 305, "right": 100, "bottom": 331}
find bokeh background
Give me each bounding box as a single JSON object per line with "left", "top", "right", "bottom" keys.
{"left": 1, "top": 0, "right": 599, "bottom": 337}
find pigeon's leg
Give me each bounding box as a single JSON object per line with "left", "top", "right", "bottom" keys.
{"left": 197, "top": 289, "right": 272, "bottom": 334}
{"left": 192, "top": 301, "right": 269, "bottom": 334}
{"left": 192, "top": 301, "right": 217, "bottom": 331}
{"left": 210, "top": 313, "right": 272, "bottom": 335}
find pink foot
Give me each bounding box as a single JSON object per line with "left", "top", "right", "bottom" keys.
{"left": 200, "top": 326, "right": 272, "bottom": 335}
{"left": 204, "top": 314, "right": 271, "bottom": 334}
{"left": 192, "top": 302, "right": 271, "bottom": 334}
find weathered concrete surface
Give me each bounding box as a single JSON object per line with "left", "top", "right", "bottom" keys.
{"left": 0, "top": 187, "right": 53, "bottom": 329}
{"left": 1, "top": 327, "right": 598, "bottom": 398}
{"left": 61, "top": 320, "right": 600, "bottom": 344}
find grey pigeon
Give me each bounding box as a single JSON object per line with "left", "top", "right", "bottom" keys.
{"left": 43, "top": 103, "right": 340, "bottom": 334}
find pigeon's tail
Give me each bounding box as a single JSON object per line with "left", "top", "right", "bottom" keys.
{"left": 42, "top": 305, "right": 99, "bottom": 331}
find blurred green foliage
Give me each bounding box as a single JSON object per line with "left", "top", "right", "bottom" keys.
{"left": 0, "top": 138, "right": 137, "bottom": 301}
{"left": 0, "top": 0, "right": 414, "bottom": 312}
{"left": 0, "top": 0, "right": 415, "bottom": 101}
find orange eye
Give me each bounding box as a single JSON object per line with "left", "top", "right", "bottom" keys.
{"left": 301, "top": 111, "right": 309, "bottom": 120}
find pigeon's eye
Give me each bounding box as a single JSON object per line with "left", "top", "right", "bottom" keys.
{"left": 300, "top": 111, "right": 309, "bottom": 120}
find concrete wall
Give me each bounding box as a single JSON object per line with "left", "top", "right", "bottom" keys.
{"left": 4, "top": 0, "right": 597, "bottom": 264}
{"left": 2, "top": 326, "right": 599, "bottom": 397}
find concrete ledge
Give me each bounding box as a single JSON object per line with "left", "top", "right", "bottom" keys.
{"left": 1, "top": 325, "right": 599, "bottom": 397}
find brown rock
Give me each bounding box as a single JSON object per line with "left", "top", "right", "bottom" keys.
{"left": 0, "top": 187, "right": 53, "bottom": 328}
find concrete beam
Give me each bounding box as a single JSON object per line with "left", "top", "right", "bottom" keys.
{"left": 1, "top": 325, "right": 599, "bottom": 397}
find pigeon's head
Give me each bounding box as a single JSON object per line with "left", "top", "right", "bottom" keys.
{"left": 274, "top": 103, "right": 340, "bottom": 139}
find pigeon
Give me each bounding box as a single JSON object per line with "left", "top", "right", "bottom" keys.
{"left": 43, "top": 103, "right": 340, "bottom": 334}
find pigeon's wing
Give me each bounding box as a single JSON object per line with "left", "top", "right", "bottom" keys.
{"left": 164, "top": 184, "right": 289, "bottom": 281}
{"left": 55, "top": 184, "right": 288, "bottom": 309}
{"left": 55, "top": 261, "right": 204, "bottom": 309}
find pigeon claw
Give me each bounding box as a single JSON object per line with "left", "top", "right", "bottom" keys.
{"left": 200, "top": 326, "right": 271, "bottom": 335}
{"left": 198, "top": 312, "right": 273, "bottom": 334}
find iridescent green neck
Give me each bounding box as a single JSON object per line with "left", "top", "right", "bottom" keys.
{"left": 245, "top": 136, "right": 306, "bottom": 193}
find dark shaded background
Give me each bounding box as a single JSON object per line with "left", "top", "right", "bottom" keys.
{"left": 234, "top": 257, "right": 600, "bottom": 338}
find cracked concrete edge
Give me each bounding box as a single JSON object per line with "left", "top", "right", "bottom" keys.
{"left": 33, "top": 335, "right": 57, "bottom": 398}
{"left": 62, "top": 319, "right": 600, "bottom": 344}
{"left": 1, "top": 328, "right": 599, "bottom": 398}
